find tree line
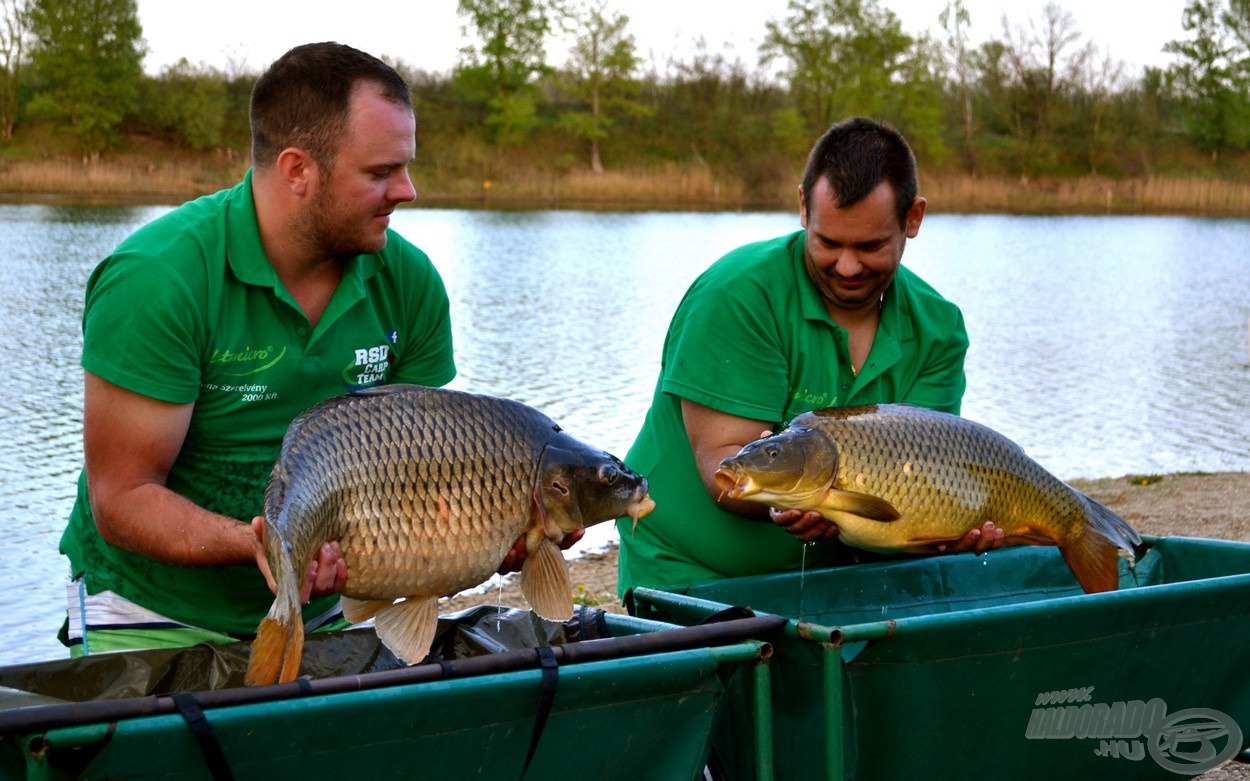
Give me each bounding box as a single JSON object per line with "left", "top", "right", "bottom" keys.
{"left": 2, "top": 0, "right": 1249, "bottom": 191}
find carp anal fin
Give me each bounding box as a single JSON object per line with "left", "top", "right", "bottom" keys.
{"left": 341, "top": 596, "right": 395, "bottom": 624}
{"left": 245, "top": 613, "right": 305, "bottom": 686}
{"left": 374, "top": 596, "right": 439, "bottom": 665}
{"left": 822, "top": 489, "right": 901, "bottom": 522}
{"left": 1060, "top": 532, "right": 1122, "bottom": 594}
{"left": 521, "top": 537, "right": 574, "bottom": 622}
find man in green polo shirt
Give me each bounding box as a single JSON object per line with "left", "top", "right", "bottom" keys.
{"left": 59, "top": 43, "right": 462, "bottom": 655}
{"left": 616, "top": 117, "right": 1001, "bottom": 597}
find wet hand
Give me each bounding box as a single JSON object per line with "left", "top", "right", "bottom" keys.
{"left": 252, "top": 516, "right": 347, "bottom": 603}
{"left": 938, "top": 521, "right": 1004, "bottom": 554}
{"left": 497, "top": 528, "right": 585, "bottom": 575}
{"left": 302, "top": 541, "right": 348, "bottom": 603}
{"left": 770, "top": 507, "right": 839, "bottom": 542}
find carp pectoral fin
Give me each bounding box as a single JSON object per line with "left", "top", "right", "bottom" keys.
{"left": 340, "top": 596, "right": 395, "bottom": 625}
{"left": 822, "top": 490, "right": 901, "bottom": 522}
{"left": 1060, "top": 533, "right": 1122, "bottom": 594}
{"left": 245, "top": 613, "right": 305, "bottom": 686}
{"left": 521, "top": 537, "right": 574, "bottom": 622}
{"left": 374, "top": 597, "right": 439, "bottom": 666}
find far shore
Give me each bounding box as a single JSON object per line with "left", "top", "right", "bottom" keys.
{"left": 3, "top": 156, "right": 1250, "bottom": 216}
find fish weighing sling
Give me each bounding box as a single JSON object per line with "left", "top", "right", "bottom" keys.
{"left": 246, "top": 384, "right": 654, "bottom": 686}
{"left": 714, "top": 404, "right": 1141, "bottom": 594}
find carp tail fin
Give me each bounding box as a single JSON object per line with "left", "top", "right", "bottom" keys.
{"left": 245, "top": 612, "right": 305, "bottom": 686}
{"left": 1061, "top": 496, "right": 1142, "bottom": 594}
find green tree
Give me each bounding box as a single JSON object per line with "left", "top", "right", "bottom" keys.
{"left": 760, "top": 0, "right": 913, "bottom": 135}
{"left": 939, "top": 0, "right": 976, "bottom": 170}
{"left": 0, "top": 0, "right": 29, "bottom": 139}
{"left": 1165, "top": 0, "right": 1250, "bottom": 158}
{"left": 140, "top": 59, "right": 228, "bottom": 151}
{"left": 456, "top": 0, "right": 558, "bottom": 146}
{"left": 26, "top": 0, "right": 144, "bottom": 155}
{"left": 557, "top": 0, "right": 646, "bottom": 172}
{"left": 1075, "top": 45, "right": 1126, "bottom": 175}
{"left": 992, "top": 2, "right": 1088, "bottom": 173}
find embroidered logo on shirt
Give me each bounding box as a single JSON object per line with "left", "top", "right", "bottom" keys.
{"left": 209, "top": 345, "right": 287, "bottom": 376}
{"left": 343, "top": 342, "right": 393, "bottom": 390}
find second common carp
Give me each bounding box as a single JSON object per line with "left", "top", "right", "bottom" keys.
{"left": 246, "top": 384, "right": 654, "bottom": 686}
{"left": 714, "top": 404, "right": 1141, "bottom": 593}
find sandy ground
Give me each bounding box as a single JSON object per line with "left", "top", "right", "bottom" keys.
{"left": 439, "top": 471, "right": 1250, "bottom": 779}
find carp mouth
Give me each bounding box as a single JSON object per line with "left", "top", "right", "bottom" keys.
{"left": 625, "top": 492, "right": 656, "bottom": 533}
{"left": 713, "top": 466, "right": 754, "bottom": 499}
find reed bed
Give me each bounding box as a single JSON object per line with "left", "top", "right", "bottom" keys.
{"left": 921, "top": 175, "right": 1250, "bottom": 217}
{"left": 3, "top": 156, "right": 1249, "bottom": 217}
{"left": 0, "top": 158, "right": 244, "bottom": 201}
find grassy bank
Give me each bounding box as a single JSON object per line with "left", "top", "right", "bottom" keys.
{"left": 3, "top": 153, "right": 1250, "bottom": 216}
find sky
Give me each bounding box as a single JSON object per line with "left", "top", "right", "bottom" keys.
{"left": 136, "top": 0, "right": 1190, "bottom": 79}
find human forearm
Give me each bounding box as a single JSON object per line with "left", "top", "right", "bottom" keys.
{"left": 680, "top": 398, "right": 778, "bottom": 520}
{"left": 89, "top": 481, "right": 260, "bottom": 567}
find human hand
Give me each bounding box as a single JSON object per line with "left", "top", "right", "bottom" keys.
{"left": 936, "top": 521, "right": 1004, "bottom": 554}
{"left": 769, "top": 507, "right": 839, "bottom": 542}
{"left": 252, "top": 516, "right": 348, "bottom": 603}
{"left": 497, "top": 528, "right": 586, "bottom": 575}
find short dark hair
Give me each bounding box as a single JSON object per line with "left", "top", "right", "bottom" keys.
{"left": 250, "top": 42, "right": 412, "bottom": 169}
{"left": 800, "top": 117, "right": 918, "bottom": 228}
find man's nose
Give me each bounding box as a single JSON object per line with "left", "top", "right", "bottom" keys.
{"left": 390, "top": 168, "right": 417, "bottom": 203}
{"left": 833, "top": 249, "right": 862, "bottom": 276}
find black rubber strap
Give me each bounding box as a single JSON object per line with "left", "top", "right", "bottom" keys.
{"left": 697, "top": 605, "right": 757, "bottom": 625}
{"left": 170, "top": 692, "right": 235, "bottom": 781}
{"left": 519, "top": 645, "right": 559, "bottom": 779}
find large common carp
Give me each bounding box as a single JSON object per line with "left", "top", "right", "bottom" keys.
{"left": 246, "top": 384, "right": 654, "bottom": 686}
{"left": 714, "top": 404, "right": 1141, "bottom": 594}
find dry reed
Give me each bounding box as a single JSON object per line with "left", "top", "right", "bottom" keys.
{"left": 3, "top": 156, "right": 1249, "bottom": 217}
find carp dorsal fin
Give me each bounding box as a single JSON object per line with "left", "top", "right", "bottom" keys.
{"left": 340, "top": 596, "right": 395, "bottom": 625}
{"left": 373, "top": 596, "right": 440, "bottom": 665}
{"left": 521, "top": 537, "right": 575, "bottom": 621}
{"left": 821, "top": 489, "right": 901, "bottom": 522}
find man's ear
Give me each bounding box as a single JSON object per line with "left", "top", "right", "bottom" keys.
{"left": 275, "top": 147, "right": 316, "bottom": 198}
{"left": 905, "top": 196, "right": 927, "bottom": 238}
{"left": 798, "top": 184, "right": 808, "bottom": 228}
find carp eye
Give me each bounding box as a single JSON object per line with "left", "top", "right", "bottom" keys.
{"left": 765, "top": 446, "right": 781, "bottom": 459}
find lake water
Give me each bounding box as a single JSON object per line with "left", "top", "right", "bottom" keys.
{"left": 2, "top": 202, "right": 1248, "bottom": 666}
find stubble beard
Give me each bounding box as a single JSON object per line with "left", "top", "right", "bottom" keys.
{"left": 300, "top": 179, "right": 387, "bottom": 262}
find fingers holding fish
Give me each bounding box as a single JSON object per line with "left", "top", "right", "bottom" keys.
{"left": 770, "top": 507, "right": 840, "bottom": 542}
{"left": 497, "top": 528, "right": 586, "bottom": 575}
{"left": 301, "top": 542, "right": 347, "bottom": 604}
{"left": 936, "top": 521, "right": 1005, "bottom": 554}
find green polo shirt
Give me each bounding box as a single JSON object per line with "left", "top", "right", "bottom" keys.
{"left": 60, "top": 171, "right": 456, "bottom": 636}
{"left": 616, "top": 230, "right": 967, "bottom": 596}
